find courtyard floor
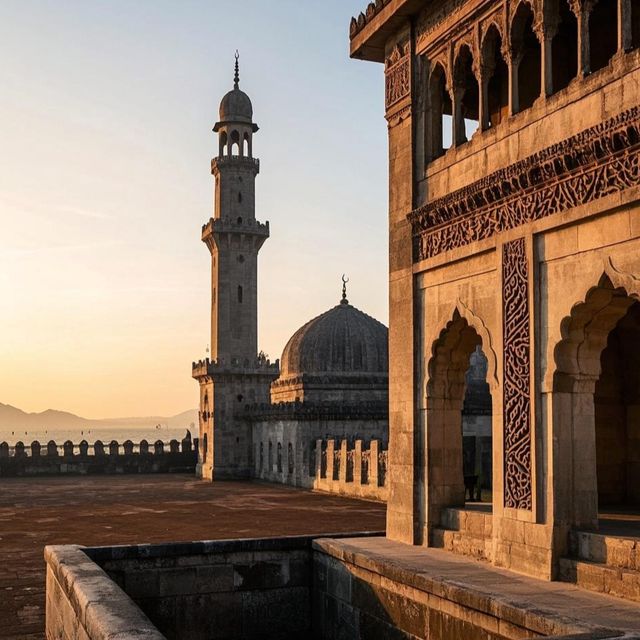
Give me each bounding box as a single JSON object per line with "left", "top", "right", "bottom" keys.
{"left": 0, "top": 474, "right": 386, "bottom": 640}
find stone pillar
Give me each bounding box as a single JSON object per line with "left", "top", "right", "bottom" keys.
{"left": 619, "top": 0, "right": 633, "bottom": 51}
{"left": 339, "top": 440, "right": 348, "bottom": 484}
{"left": 508, "top": 53, "right": 522, "bottom": 116}
{"left": 452, "top": 86, "right": 466, "bottom": 146}
{"left": 370, "top": 440, "right": 380, "bottom": 487}
{"left": 354, "top": 440, "right": 363, "bottom": 486}
{"left": 478, "top": 66, "right": 489, "bottom": 131}
{"left": 326, "top": 439, "right": 336, "bottom": 482}
{"left": 575, "top": 1, "right": 592, "bottom": 76}
{"left": 315, "top": 439, "right": 323, "bottom": 479}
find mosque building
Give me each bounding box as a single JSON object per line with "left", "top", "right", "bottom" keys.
{"left": 191, "top": 56, "right": 391, "bottom": 487}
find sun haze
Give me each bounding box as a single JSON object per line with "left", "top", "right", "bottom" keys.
{"left": 0, "top": 0, "right": 387, "bottom": 418}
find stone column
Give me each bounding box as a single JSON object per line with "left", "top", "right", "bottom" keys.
{"left": 478, "top": 65, "right": 489, "bottom": 131}
{"left": 370, "top": 440, "right": 380, "bottom": 487}
{"left": 315, "top": 439, "right": 323, "bottom": 479}
{"left": 619, "top": 0, "right": 632, "bottom": 51}
{"left": 354, "top": 440, "right": 363, "bottom": 486}
{"left": 339, "top": 440, "right": 348, "bottom": 484}
{"left": 536, "top": 18, "right": 558, "bottom": 97}
{"left": 507, "top": 52, "right": 521, "bottom": 116}
{"left": 326, "top": 439, "right": 336, "bottom": 482}
{"left": 573, "top": 0, "right": 592, "bottom": 76}
{"left": 452, "top": 86, "right": 466, "bottom": 146}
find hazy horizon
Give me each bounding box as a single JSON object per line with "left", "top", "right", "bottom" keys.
{"left": 0, "top": 1, "right": 388, "bottom": 418}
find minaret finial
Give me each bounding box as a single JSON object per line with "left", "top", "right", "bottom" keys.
{"left": 341, "top": 274, "right": 349, "bottom": 305}
{"left": 234, "top": 50, "right": 240, "bottom": 89}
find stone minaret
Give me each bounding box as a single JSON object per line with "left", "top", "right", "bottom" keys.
{"left": 192, "top": 54, "right": 279, "bottom": 481}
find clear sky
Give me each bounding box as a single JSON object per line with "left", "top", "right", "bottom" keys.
{"left": 0, "top": 1, "right": 388, "bottom": 418}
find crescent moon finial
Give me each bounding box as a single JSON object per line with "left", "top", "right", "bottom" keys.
{"left": 341, "top": 274, "right": 349, "bottom": 304}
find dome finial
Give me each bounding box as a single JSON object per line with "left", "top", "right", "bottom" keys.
{"left": 234, "top": 50, "right": 240, "bottom": 89}
{"left": 341, "top": 274, "right": 349, "bottom": 305}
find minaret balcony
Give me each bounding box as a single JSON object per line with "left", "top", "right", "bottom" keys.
{"left": 211, "top": 156, "right": 260, "bottom": 176}
{"left": 192, "top": 357, "right": 280, "bottom": 381}
{"left": 201, "top": 217, "right": 270, "bottom": 242}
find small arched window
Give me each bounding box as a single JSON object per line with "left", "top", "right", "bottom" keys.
{"left": 238, "top": 192, "right": 242, "bottom": 203}
{"left": 237, "top": 285, "right": 243, "bottom": 303}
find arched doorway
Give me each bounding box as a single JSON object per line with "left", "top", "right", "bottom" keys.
{"left": 553, "top": 275, "right": 640, "bottom": 530}
{"left": 421, "top": 311, "right": 495, "bottom": 541}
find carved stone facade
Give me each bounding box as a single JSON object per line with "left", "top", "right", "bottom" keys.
{"left": 351, "top": 0, "right": 640, "bottom": 584}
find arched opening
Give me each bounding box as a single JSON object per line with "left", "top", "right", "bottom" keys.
{"left": 553, "top": 276, "right": 640, "bottom": 530}
{"left": 237, "top": 285, "right": 243, "bottom": 304}
{"left": 481, "top": 25, "right": 509, "bottom": 129}
{"left": 203, "top": 433, "right": 208, "bottom": 464}
{"left": 219, "top": 131, "right": 228, "bottom": 157}
{"left": 268, "top": 441, "right": 273, "bottom": 471}
{"left": 243, "top": 132, "right": 251, "bottom": 157}
{"left": 259, "top": 442, "right": 264, "bottom": 472}
{"left": 463, "top": 346, "right": 493, "bottom": 502}
{"left": 230, "top": 130, "right": 240, "bottom": 156}
{"left": 453, "top": 45, "right": 480, "bottom": 144}
{"left": 288, "top": 443, "right": 294, "bottom": 474}
{"left": 551, "top": 0, "right": 578, "bottom": 92}
{"left": 633, "top": 0, "right": 640, "bottom": 49}
{"left": 511, "top": 2, "right": 542, "bottom": 112}
{"left": 595, "top": 301, "right": 640, "bottom": 508}
{"left": 428, "top": 63, "right": 452, "bottom": 159}
{"left": 238, "top": 192, "right": 242, "bottom": 203}
{"left": 422, "top": 311, "right": 494, "bottom": 541}
{"left": 277, "top": 442, "right": 283, "bottom": 473}
{"left": 589, "top": 0, "right": 617, "bottom": 73}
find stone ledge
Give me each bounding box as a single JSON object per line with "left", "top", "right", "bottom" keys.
{"left": 45, "top": 545, "right": 165, "bottom": 640}
{"left": 312, "top": 536, "right": 640, "bottom": 639}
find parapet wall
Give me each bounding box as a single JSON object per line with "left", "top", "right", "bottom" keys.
{"left": 312, "top": 439, "right": 388, "bottom": 502}
{"left": 253, "top": 436, "right": 389, "bottom": 502}
{"left": 0, "top": 437, "right": 197, "bottom": 477}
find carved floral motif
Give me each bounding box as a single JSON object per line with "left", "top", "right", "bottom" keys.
{"left": 410, "top": 106, "right": 640, "bottom": 260}
{"left": 502, "top": 238, "right": 532, "bottom": 511}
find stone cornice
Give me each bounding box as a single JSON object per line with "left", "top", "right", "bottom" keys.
{"left": 243, "top": 401, "right": 389, "bottom": 422}
{"left": 409, "top": 105, "right": 640, "bottom": 261}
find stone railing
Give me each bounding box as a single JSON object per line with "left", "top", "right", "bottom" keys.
{"left": 0, "top": 437, "right": 198, "bottom": 477}
{"left": 313, "top": 438, "right": 388, "bottom": 502}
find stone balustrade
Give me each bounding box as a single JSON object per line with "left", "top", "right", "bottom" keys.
{"left": 313, "top": 438, "right": 388, "bottom": 502}
{"left": 0, "top": 436, "right": 198, "bottom": 477}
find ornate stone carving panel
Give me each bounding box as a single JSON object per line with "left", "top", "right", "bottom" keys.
{"left": 502, "top": 238, "right": 532, "bottom": 511}
{"left": 410, "top": 106, "right": 640, "bottom": 260}
{"left": 385, "top": 45, "right": 411, "bottom": 110}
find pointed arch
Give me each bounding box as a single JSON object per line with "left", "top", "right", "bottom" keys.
{"left": 427, "top": 61, "right": 452, "bottom": 159}
{"left": 481, "top": 23, "right": 509, "bottom": 129}
{"left": 452, "top": 44, "right": 479, "bottom": 144}
{"left": 511, "top": 0, "right": 542, "bottom": 112}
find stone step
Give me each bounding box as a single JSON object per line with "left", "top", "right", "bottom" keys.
{"left": 570, "top": 530, "right": 640, "bottom": 571}
{"left": 440, "top": 507, "right": 493, "bottom": 538}
{"left": 559, "top": 557, "right": 640, "bottom": 603}
{"left": 431, "top": 527, "right": 492, "bottom": 562}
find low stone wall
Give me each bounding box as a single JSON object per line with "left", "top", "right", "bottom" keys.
{"left": 0, "top": 437, "right": 197, "bottom": 477}
{"left": 45, "top": 534, "right": 639, "bottom": 640}
{"left": 45, "top": 545, "right": 164, "bottom": 640}
{"left": 45, "top": 533, "right": 383, "bottom": 640}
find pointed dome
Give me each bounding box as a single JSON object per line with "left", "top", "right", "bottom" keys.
{"left": 219, "top": 87, "right": 253, "bottom": 123}
{"left": 280, "top": 301, "right": 388, "bottom": 378}
{"left": 215, "top": 52, "right": 255, "bottom": 127}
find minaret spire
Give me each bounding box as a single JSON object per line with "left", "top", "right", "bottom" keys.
{"left": 234, "top": 50, "right": 240, "bottom": 89}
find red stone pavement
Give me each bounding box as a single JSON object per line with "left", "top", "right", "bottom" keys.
{"left": 0, "top": 474, "right": 386, "bottom": 639}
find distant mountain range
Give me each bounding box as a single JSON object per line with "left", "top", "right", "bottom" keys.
{"left": 0, "top": 403, "right": 198, "bottom": 430}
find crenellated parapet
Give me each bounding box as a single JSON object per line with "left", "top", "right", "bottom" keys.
{"left": 0, "top": 436, "right": 198, "bottom": 477}
{"left": 192, "top": 357, "right": 280, "bottom": 382}
{"left": 211, "top": 155, "right": 260, "bottom": 177}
